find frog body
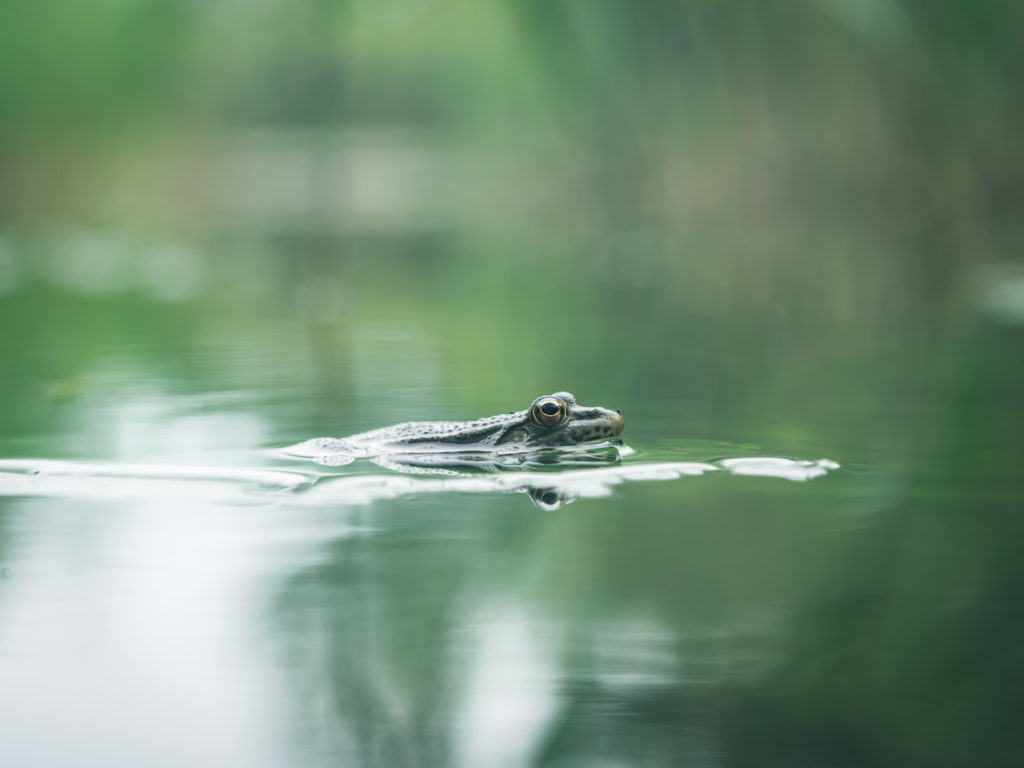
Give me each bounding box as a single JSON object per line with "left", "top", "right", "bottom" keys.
{"left": 286, "top": 392, "right": 624, "bottom": 469}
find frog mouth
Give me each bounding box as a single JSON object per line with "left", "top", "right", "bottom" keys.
{"left": 565, "top": 408, "right": 624, "bottom": 443}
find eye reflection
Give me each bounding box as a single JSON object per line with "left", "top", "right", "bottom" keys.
{"left": 528, "top": 487, "right": 575, "bottom": 510}
{"left": 531, "top": 397, "right": 565, "bottom": 425}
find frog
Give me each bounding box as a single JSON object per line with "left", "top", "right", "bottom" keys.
{"left": 284, "top": 391, "right": 625, "bottom": 470}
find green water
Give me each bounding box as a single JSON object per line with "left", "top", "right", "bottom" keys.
{"left": 2, "top": 234, "right": 1021, "bottom": 768}
{"left": 2, "top": 2, "right": 1024, "bottom": 767}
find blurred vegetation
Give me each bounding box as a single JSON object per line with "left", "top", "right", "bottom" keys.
{"left": 2, "top": 1, "right": 1021, "bottom": 435}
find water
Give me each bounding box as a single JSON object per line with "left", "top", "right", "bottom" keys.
{"left": 3, "top": 3, "right": 1024, "bottom": 766}
{"left": 1, "top": 251, "right": 1020, "bottom": 767}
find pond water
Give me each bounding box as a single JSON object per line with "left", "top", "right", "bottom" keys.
{"left": 0, "top": 228, "right": 1021, "bottom": 768}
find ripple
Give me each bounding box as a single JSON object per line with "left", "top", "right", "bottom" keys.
{"left": 0, "top": 454, "right": 839, "bottom": 509}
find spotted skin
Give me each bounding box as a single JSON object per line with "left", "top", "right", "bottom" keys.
{"left": 288, "top": 392, "right": 624, "bottom": 463}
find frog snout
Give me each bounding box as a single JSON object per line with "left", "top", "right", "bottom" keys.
{"left": 607, "top": 410, "right": 625, "bottom": 435}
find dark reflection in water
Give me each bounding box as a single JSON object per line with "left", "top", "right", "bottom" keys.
{"left": 721, "top": 328, "right": 1024, "bottom": 768}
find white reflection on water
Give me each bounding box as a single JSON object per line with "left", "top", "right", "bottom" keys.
{"left": 454, "top": 605, "right": 557, "bottom": 768}
{"left": 588, "top": 618, "right": 680, "bottom": 689}
{"left": 0, "top": 460, "right": 311, "bottom": 502}
{"left": 979, "top": 263, "right": 1024, "bottom": 325}
{"left": 0, "top": 498, "right": 337, "bottom": 768}
{"left": 0, "top": 456, "right": 839, "bottom": 508}
{"left": 60, "top": 372, "right": 270, "bottom": 464}
{"left": 719, "top": 456, "right": 840, "bottom": 481}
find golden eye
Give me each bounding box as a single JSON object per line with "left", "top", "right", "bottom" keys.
{"left": 530, "top": 397, "right": 565, "bottom": 426}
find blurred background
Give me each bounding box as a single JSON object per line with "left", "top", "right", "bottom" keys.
{"left": 1, "top": 1, "right": 1023, "bottom": 766}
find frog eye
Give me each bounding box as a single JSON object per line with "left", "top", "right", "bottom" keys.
{"left": 530, "top": 397, "right": 566, "bottom": 426}
{"left": 528, "top": 487, "right": 574, "bottom": 510}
